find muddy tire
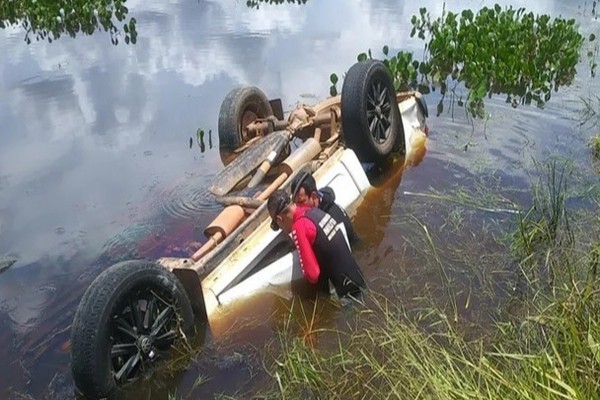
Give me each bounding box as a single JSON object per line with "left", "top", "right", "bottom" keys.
{"left": 341, "top": 60, "right": 402, "bottom": 162}
{"left": 218, "top": 86, "right": 274, "bottom": 150}
{"left": 70, "top": 260, "right": 194, "bottom": 399}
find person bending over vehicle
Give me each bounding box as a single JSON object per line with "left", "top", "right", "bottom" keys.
{"left": 290, "top": 172, "right": 359, "bottom": 248}
{"left": 267, "top": 189, "right": 366, "bottom": 303}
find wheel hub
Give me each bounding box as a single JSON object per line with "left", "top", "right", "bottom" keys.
{"left": 366, "top": 81, "right": 391, "bottom": 144}
{"left": 138, "top": 335, "right": 153, "bottom": 355}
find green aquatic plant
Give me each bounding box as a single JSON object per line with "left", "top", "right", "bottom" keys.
{"left": 0, "top": 0, "right": 137, "bottom": 45}
{"left": 510, "top": 160, "right": 577, "bottom": 296}
{"left": 591, "top": 135, "right": 600, "bottom": 159}
{"left": 512, "top": 161, "right": 572, "bottom": 254}
{"left": 331, "top": 4, "right": 587, "bottom": 119}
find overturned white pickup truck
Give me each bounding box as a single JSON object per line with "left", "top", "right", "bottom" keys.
{"left": 69, "top": 59, "right": 429, "bottom": 399}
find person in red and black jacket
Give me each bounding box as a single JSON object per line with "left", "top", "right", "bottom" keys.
{"left": 267, "top": 189, "right": 366, "bottom": 302}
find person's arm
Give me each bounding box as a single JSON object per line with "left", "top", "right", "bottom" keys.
{"left": 291, "top": 217, "right": 320, "bottom": 284}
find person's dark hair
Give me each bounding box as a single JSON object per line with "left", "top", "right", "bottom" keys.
{"left": 267, "top": 189, "right": 292, "bottom": 231}
{"left": 291, "top": 172, "right": 317, "bottom": 198}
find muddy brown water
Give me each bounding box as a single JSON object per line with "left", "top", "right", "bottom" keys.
{"left": 1, "top": 0, "right": 599, "bottom": 398}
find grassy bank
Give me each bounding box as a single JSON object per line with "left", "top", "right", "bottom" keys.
{"left": 264, "top": 160, "right": 600, "bottom": 400}
{"left": 268, "top": 290, "right": 600, "bottom": 399}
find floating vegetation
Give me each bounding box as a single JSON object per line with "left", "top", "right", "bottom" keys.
{"left": 331, "top": 4, "right": 588, "bottom": 119}
{"left": 0, "top": 0, "right": 137, "bottom": 45}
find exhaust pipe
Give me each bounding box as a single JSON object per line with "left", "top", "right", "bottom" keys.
{"left": 256, "top": 138, "right": 322, "bottom": 200}
{"left": 247, "top": 131, "right": 291, "bottom": 188}
{"left": 190, "top": 205, "right": 245, "bottom": 261}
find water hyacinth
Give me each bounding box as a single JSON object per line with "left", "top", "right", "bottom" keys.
{"left": 331, "top": 4, "right": 587, "bottom": 120}
{"left": 0, "top": 0, "right": 136, "bottom": 45}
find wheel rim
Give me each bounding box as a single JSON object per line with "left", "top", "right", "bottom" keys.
{"left": 366, "top": 79, "right": 393, "bottom": 144}
{"left": 110, "top": 289, "right": 180, "bottom": 385}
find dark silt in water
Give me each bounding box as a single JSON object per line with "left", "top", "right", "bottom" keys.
{"left": 1, "top": 0, "right": 599, "bottom": 398}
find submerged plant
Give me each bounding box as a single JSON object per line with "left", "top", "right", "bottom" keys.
{"left": 513, "top": 161, "right": 572, "bottom": 251}
{"left": 510, "top": 160, "right": 576, "bottom": 294}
